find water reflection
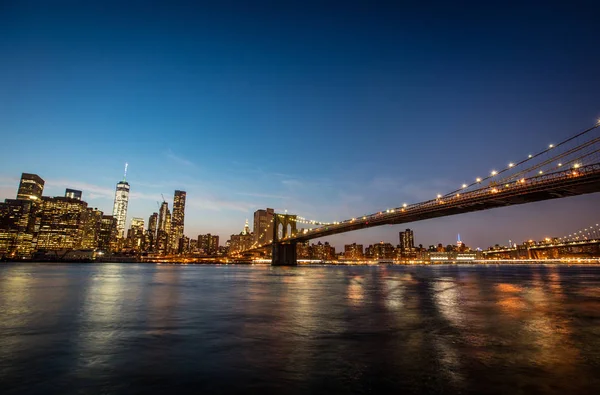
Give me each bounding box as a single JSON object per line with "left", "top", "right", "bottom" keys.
{"left": 0, "top": 264, "right": 599, "bottom": 394}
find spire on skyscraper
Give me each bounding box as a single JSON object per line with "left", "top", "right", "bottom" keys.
{"left": 112, "top": 166, "right": 130, "bottom": 239}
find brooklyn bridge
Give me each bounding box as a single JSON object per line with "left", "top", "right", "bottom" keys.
{"left": 240, "top": 121, "right": 600, "bottom": 265}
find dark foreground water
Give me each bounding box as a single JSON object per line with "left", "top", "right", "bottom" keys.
{"left": 1, "top": 264, "right": 599, "bottom": 394}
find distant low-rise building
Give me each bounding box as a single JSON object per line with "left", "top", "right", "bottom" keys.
{"left": 344, "top": 243, "right": 364, "bottom": 260}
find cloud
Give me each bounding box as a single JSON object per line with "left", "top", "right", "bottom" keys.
{"left": 236, "top": 192, "right": 289, "bottom": 199}
{"left": 45, "top": 179, "right": 115, "bottom": 199}
{"left": 186, "top": 196, "right": 256, "bottom": 212}
{"left": 165, "top": 149, "right": 197, "bottom": 168}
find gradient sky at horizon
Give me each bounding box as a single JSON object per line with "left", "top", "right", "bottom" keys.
{"left": 1, "top": 1, "right": 599, "bottom": 249}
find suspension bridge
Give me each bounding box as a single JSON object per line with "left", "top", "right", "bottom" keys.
{"left": 241, "top": 121, "right": 600, "bottom": 265}
{"left": 482, "top": 222, "right": 600, "bottom": 259}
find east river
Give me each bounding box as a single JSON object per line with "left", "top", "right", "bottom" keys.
{"left": 1, "top": 263, "right": 599, "bottom": 394}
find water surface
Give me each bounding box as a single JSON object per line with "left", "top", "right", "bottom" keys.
{"left": 1, "top": 263, "right": 599, "bottom": 394}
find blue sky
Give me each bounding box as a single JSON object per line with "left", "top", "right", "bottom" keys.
{"left": 1, "top": 1, "right": 599, "bottom": 249}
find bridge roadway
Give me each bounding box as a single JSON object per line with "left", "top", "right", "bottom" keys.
{"left": 251, "top": 163, "right": 600, "bottom": 250}
{"left": 483, "top": 239, "right": 600, "bottom": 255}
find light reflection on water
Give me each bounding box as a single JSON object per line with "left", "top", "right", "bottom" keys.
{"left": 0, "top": 263, "right": 599, "bottom": 394}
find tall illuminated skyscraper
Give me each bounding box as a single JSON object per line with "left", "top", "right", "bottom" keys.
{"left": 17, "top": 173, "right": 45, "bottom": 201}
{"left": 112, "top": 164, "right": 130, "bottom": 238}
{"left": 171, "top": 190, "right": 186, "bottom": 253}
{"left": 253, "top": 208, "right": 274, "bottom": 246}
{"left": 157, "top": 201, "right": 169, "bottom": 254}
{"left": 147, "top": 212, "right": 158, "bottom": 251}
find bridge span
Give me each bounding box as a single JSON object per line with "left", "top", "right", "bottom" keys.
{"left": 240, "top": 122, "right": 600, "bottom": 265}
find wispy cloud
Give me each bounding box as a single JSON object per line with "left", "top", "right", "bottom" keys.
{"left": 46, "top": 179, "right": 115, "bottom": 199}
{"left": 236, "top": 192, "right": 289, "bottom": 199}
{"left": 186, "top": 196, "right": 256, "bottom": 212}
{"left": 165, "top": 149, "right": 197, "bottom": 168}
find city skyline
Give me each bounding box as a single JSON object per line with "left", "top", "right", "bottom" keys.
{"left": 1, "top": 2, "right": 600, "bottom": 249}
{"left": 0, "top": 168, "right": 598, "bottom": 252}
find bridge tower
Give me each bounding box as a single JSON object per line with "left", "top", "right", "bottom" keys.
{"left": 272, "top": 213, "right": 298, "bottom": 266}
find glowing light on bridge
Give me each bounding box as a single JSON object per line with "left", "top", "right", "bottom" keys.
{"left": 240, "top": 119, "right": 600, "bottom": 256}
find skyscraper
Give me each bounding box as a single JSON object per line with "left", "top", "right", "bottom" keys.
{"left": 0, "top": 199, "right": 37, "bottom": 258}
{"left": 171, "top": 190, "right": 186, "bottom": 253}
{"left": 16, "top": 173, "right": 45, "bottom": 201}
{"left": 147, "top": 212, "right": 158, "bottom": 251}
{"left": 112, "top": 164, "right": 130, "bottom": 238}
{"left": 36, "top": 196, "right": 88, "bottom": 250}
{"left": 81, "top": 207, "right": 103, "bottom": 249}
{"left": 127, "top": 217, "right": 145, "bottom": 250}
{"left": 197, "top": 234, "right": 219, "bottom": 255}
{"left": 253, "top": 208, "right": 274, "bottom": 246}
{"left": 157, "top": 201, "right": 170, "bottom": 254}
{"left": 399, "top": 228, "right": 415, "bottom": 258}
{"left": 98, "top": 215, "right": 118, "bottom": 252}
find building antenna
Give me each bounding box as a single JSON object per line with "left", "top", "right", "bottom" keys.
{"left": 123, "top": 162, "right": 128, "bottom": 182}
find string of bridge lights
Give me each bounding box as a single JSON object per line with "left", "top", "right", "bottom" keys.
{"left": 440, "top": 120, "right": 600, "bottom": 199}
{"left": 243, "top": 120, "right": 600, "bottom": 247}
{"left": 559, "top": 223, "right": 600, "bottom": 243}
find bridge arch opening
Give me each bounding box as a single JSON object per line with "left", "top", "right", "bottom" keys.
{"left": 278, "top": 223, "right": 284, "bottom": 240}
{"left": 286, "top": 224, "right": 292, "bottom": 238}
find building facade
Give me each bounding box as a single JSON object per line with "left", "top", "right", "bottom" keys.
{"left": 171, "top": 190, "right": 186, "bottom": 253}
{"left": 147, "top": 212, "right": 158, "bottom": 251}
{"left": 198, "top": 233, "right": 219, "bottom": 255}
{"left": 65, "top": 189, "right": 82, "bottom": 200}
{"left": 36, "top": 196, "right": 88, "bottom": 250}
{"left": 112, "top": 181, "right": 130, "bottom": 238}
{"left": 16, "top": 173, "right": 45, "bottom": 201}
{"left": 253, "top": 208, "right": 274, "bottom": 246}
{"left": 0, "top": 199, "right": 37, "bottom": 258}
{"left": 344, "top": 243, "right": 364, "bottom": 259}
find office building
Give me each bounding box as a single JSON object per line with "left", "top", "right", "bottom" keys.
{"left": 65, "top": 189, "right": 82, "bottom": 200}
{"left": 147, "top": 212, "right": 158, "bottom": 251}
{"left": 311, "top": 241, "right": 335, "bottom": 260}
{"left": 36, "top": 196, "right": 88, "bottom": 250}
{"left": 297, "top": 241, "right": 310, "bottom": 259}
{"left": 344, "top": 243, "right": 364, "bottom": 260}
{"left": 253, "top": 208, "right": 274, "bottom": 246}
{"left": 157, "top": 201, "right": 170, "bottom": 254}
{"left": 112, "top": 178, "right": 130, "bottom": 239}
{"left": 98, "top": 215, "right": 118, "bottom": 252}
{"left": 198, "top": 233, "right": 219, "bottom": 255}
{"left": 171, "top": 190, "right": 186, "bottom": 253}
{"left": 371, "top": 242, "right": 395, "bottom": 259}
{"left": 16, "top": 173, "right": 45, "bottom": 201}
{"left": 228, "top": 221, "right": 254, "bottom": 255}
{"left": 399, "top": 229, "right": 414, "bottom": 251}
{"left": 127, "top": 217, "right": 145, "bottom": 250}
{"left": 399, "top": 228, "right": 416, "bottom": 258}
{"left": 81, "top": 207, "right": 103, "bottom": 249}
{"left": 0, "top": 199, "right": 37, "bottom": 258}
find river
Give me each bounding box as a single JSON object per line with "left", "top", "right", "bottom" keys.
{"left": 1, "top": 263, "right": 599, "bottom": 394}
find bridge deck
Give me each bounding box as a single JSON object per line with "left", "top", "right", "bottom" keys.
{"left": 244, "top": 163, "right": 600, "bottom": 252}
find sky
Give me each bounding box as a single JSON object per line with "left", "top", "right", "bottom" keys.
{"left": 1, "top": 1, "right": 599, "bottom": 249}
